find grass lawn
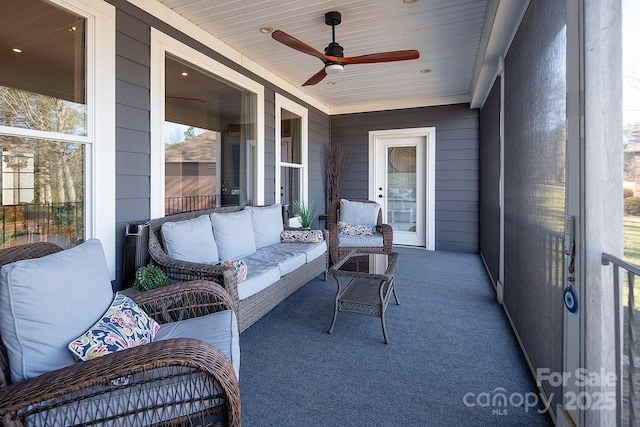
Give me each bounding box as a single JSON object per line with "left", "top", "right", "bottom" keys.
{"left": 623, "top": 215, "right": 640, "bottom": 357}
{"left": 624, "top": 215, "right": 640, "bottom": 267}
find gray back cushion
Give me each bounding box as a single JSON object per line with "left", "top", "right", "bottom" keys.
{"left": 0, "top": 239, "right": 114, "bottom": 382}
{"left": 244, "top": 204, "right": 283, "bottom": 249}
{"left": 161, "top": 214, "right": 219, "bottom": 263}
{"left": 210, "top": 210, "right": 257, "bottom": 260}
{"left": 340, "top": 199, "right": 381, "bottom": 227}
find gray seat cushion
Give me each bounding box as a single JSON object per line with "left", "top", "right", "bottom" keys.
{"left": 155, "top": 309, "right": 240, "bottom": 379}
{"left": 246, "top": 245, "right": 306, "bottom": 276}
{"left": 338, "top": 234, "right": 384, "bottom": 247}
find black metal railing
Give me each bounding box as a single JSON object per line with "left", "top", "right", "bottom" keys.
{"left": 602, "top": 252, "right": 640, "bottom": 426}
{"left": 165, "top": 195, "right": 217, "bottom": 215}
{"left": 0, "top": 202, "right": 83, "bottom": 248}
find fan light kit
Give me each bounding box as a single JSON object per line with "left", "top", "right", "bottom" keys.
{"left": 272, "top": 11, "right": 419, "bottom": 86}
{"left": 325, "top": 63, "right": 344, "bottom": 75}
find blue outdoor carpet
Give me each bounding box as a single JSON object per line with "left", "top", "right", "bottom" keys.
{"left": 238, "top": 247, "right": 554, "bottom": 426}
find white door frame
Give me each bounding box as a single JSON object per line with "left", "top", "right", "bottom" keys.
{"left": 368, "top": 127, "right": 436, "bottom": 249}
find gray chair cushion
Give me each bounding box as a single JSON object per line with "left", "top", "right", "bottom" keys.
{"left": 338, "top": 234, "right": 384, "bottom": 247}
{"left": 0, "top": 239, "right": 114, "bottom": 382}
{"left": 155, "top": 309, "right": 240, "bottom": 379}
{"left": 340, "top": 199, "right": 381, "bottom": 227}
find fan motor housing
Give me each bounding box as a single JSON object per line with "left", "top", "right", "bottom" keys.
{"left": 325, "top": 11, "right": 341, "bottom": 26}
{"left": 325, "top": 42, "right": 344, "bottom": 58}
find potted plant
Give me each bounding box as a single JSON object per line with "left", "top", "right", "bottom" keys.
{"left": 132, "top": 264, "right": 172, "bottom": 292}
{"left": 292, "top": 200, "right": 317, "bottom": 228}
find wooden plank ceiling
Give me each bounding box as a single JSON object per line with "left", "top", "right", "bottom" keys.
{"left": 155, "top": 0, "right": 499, "bottom": 113}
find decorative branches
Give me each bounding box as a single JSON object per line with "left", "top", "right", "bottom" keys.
{"left": 325, "top": 141, "right": 350, "bottom": 204}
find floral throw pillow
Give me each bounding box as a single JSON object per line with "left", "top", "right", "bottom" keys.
{"left": 68, "top": 293, "right": 159, "bottom": 361}
{"left": 280, "top": 229, "right": 324, "bottom": 243}
{"left": 221, "top": 259, "right": 248, "bottom": 282}
{"left": 338, "top": 221, "right": 374, "bottom": 236}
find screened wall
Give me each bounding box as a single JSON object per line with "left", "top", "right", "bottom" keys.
{"left": 479, "top": 76, "right": 501, "bottom": 283}
{"left": 503, "top": 0, "right": 567, "bottom": 410}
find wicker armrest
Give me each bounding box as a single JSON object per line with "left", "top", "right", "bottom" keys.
{"left": 132, "top": 280, "right": 237, "bottom": 324}
{"left": 377, "top": 223, "right": 394, "bottom": 251}
{"left": 0, "top": 338, "right": 240, "bottom": 427}
{"left": 327, "top": 223, "right": 340, "bottom": 259}
{"left": 148, "top": 248, "right": 239, "bottom": 306}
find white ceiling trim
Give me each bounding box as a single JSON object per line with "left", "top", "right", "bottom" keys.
{"left": 469, "top": 0, "right": 530, "bottom": 108}
{"left": 330, "top": 94, "right": 471, "bottom": 116}
{"left": 127, "top": 0, "right": 331, "bottom": 114}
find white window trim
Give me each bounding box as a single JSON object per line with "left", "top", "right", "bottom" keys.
{"left": 150, "top": 29, "right": 265, "bottom": 218}
{"left": 275, "top": 93, "right": 309, "bottom": 204}
{"left": 0, "top": 0, "right": 116, "bottom": 278}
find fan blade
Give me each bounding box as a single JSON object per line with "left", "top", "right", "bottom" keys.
{"left": 272, "top": 30, "right": 327, "bottom": 62}
{"left": 329, "top": 49, "right": 420, "bottom": 65}
{"left": 302, "top": 68, "right": 328, "bottom": 86}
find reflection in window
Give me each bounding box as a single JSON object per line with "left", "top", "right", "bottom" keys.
{"left": 0, "top": 0, "right": 87, "bottom": 247}
{"left": 0, "top": 137, "right": 84, "bottom": 246}
{"left": 386, "top": 146, "right": 417, "bottom": 232}
{"left": 164, "top": 55, "right": 257, "bottom": 214}
{"left": 280, "top": 109, "right": 303, "bottom": 207}
{"left": 0, "top": 0, "right": 86, "bottom": 135}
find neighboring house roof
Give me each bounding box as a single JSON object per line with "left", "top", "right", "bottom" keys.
{"left": 625, "top": 123, "right": 640, "bottom": 152}
{"left": 165, "top": 131, "right": 217, "bottom": 162}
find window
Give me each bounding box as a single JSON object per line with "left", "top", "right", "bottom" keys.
{"left": 151, "top": 30, "right": 264, "bottom": 218}
{"left": 0, "top": 0, "right": 115, "bottom": 273}
{"left": 275, "top": 94, "right": 308, "bottom": 218}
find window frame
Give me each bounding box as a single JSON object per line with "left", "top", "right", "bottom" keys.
{"left": 0, "top": 0, "right": 116, "bottom": 278}
{"left": 275, "top": 93, "right": 309, "bottom": 205}
{"left": 150, "top": 29, "right": 265, "bottom": 218}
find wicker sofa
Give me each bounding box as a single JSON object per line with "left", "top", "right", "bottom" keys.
{"left": 0, "top": 241, "right": 240, "bottom": 426}
{"left": 148, "top": 204, "right": 328, "bottom": 332}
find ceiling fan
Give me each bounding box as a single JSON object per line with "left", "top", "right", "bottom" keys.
{"left": 272, "top": 11, "right": 420, "bottom": 86}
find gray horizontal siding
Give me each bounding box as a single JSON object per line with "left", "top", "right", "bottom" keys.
{"left": 109, "top": 1, "right": 330, "bottom": 288}
{"left": 113, "top": 8, "right": 152, "bottom": 289}
{"left": 331, "top": 104, "right": 480, "bottom": 253}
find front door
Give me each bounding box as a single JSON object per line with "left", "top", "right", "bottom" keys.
{"left": 369, "top": 128, "right": 435, "bottom": 248}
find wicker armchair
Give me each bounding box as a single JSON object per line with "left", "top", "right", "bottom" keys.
{"left": 327, "top": 199, "right": 393, "bottom": 263}
{"left": 0, "top": 242, "right": 241, "bottom": 427}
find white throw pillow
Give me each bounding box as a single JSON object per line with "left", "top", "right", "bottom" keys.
{"left": 0, "top": 239, "right": 114, "bottom": 382}
{"left": 339, "top": 199, "right": 381, "bottom": 227}
{"left": 210, "top": 210, "right": 257, "bottom": 260}
{"left": 161, "top": 214, "right": 219, "bottom": 263}
{"left": 245, "top": 204, "right": 283, "bottom": 249}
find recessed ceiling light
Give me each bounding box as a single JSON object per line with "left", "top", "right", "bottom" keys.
{"left": 403, "top": 0, "right": 418, "bottom": 3}
{"left": 420, "top": 69, "right": 431, "bottom": 74}
{"left": 181, "top": 72, "right": 188, "bottom": 77}
{"left": 12, "top": 48, "right": 22, "bottom": 53}
{"left": 69, "top": 26, "right": 77, "bottom": 32}
{"left": 326, "top": 81, "right": 336, "bottom": 86}
{"left": 259, "top": 27, "right": 273, "bottom": 34}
